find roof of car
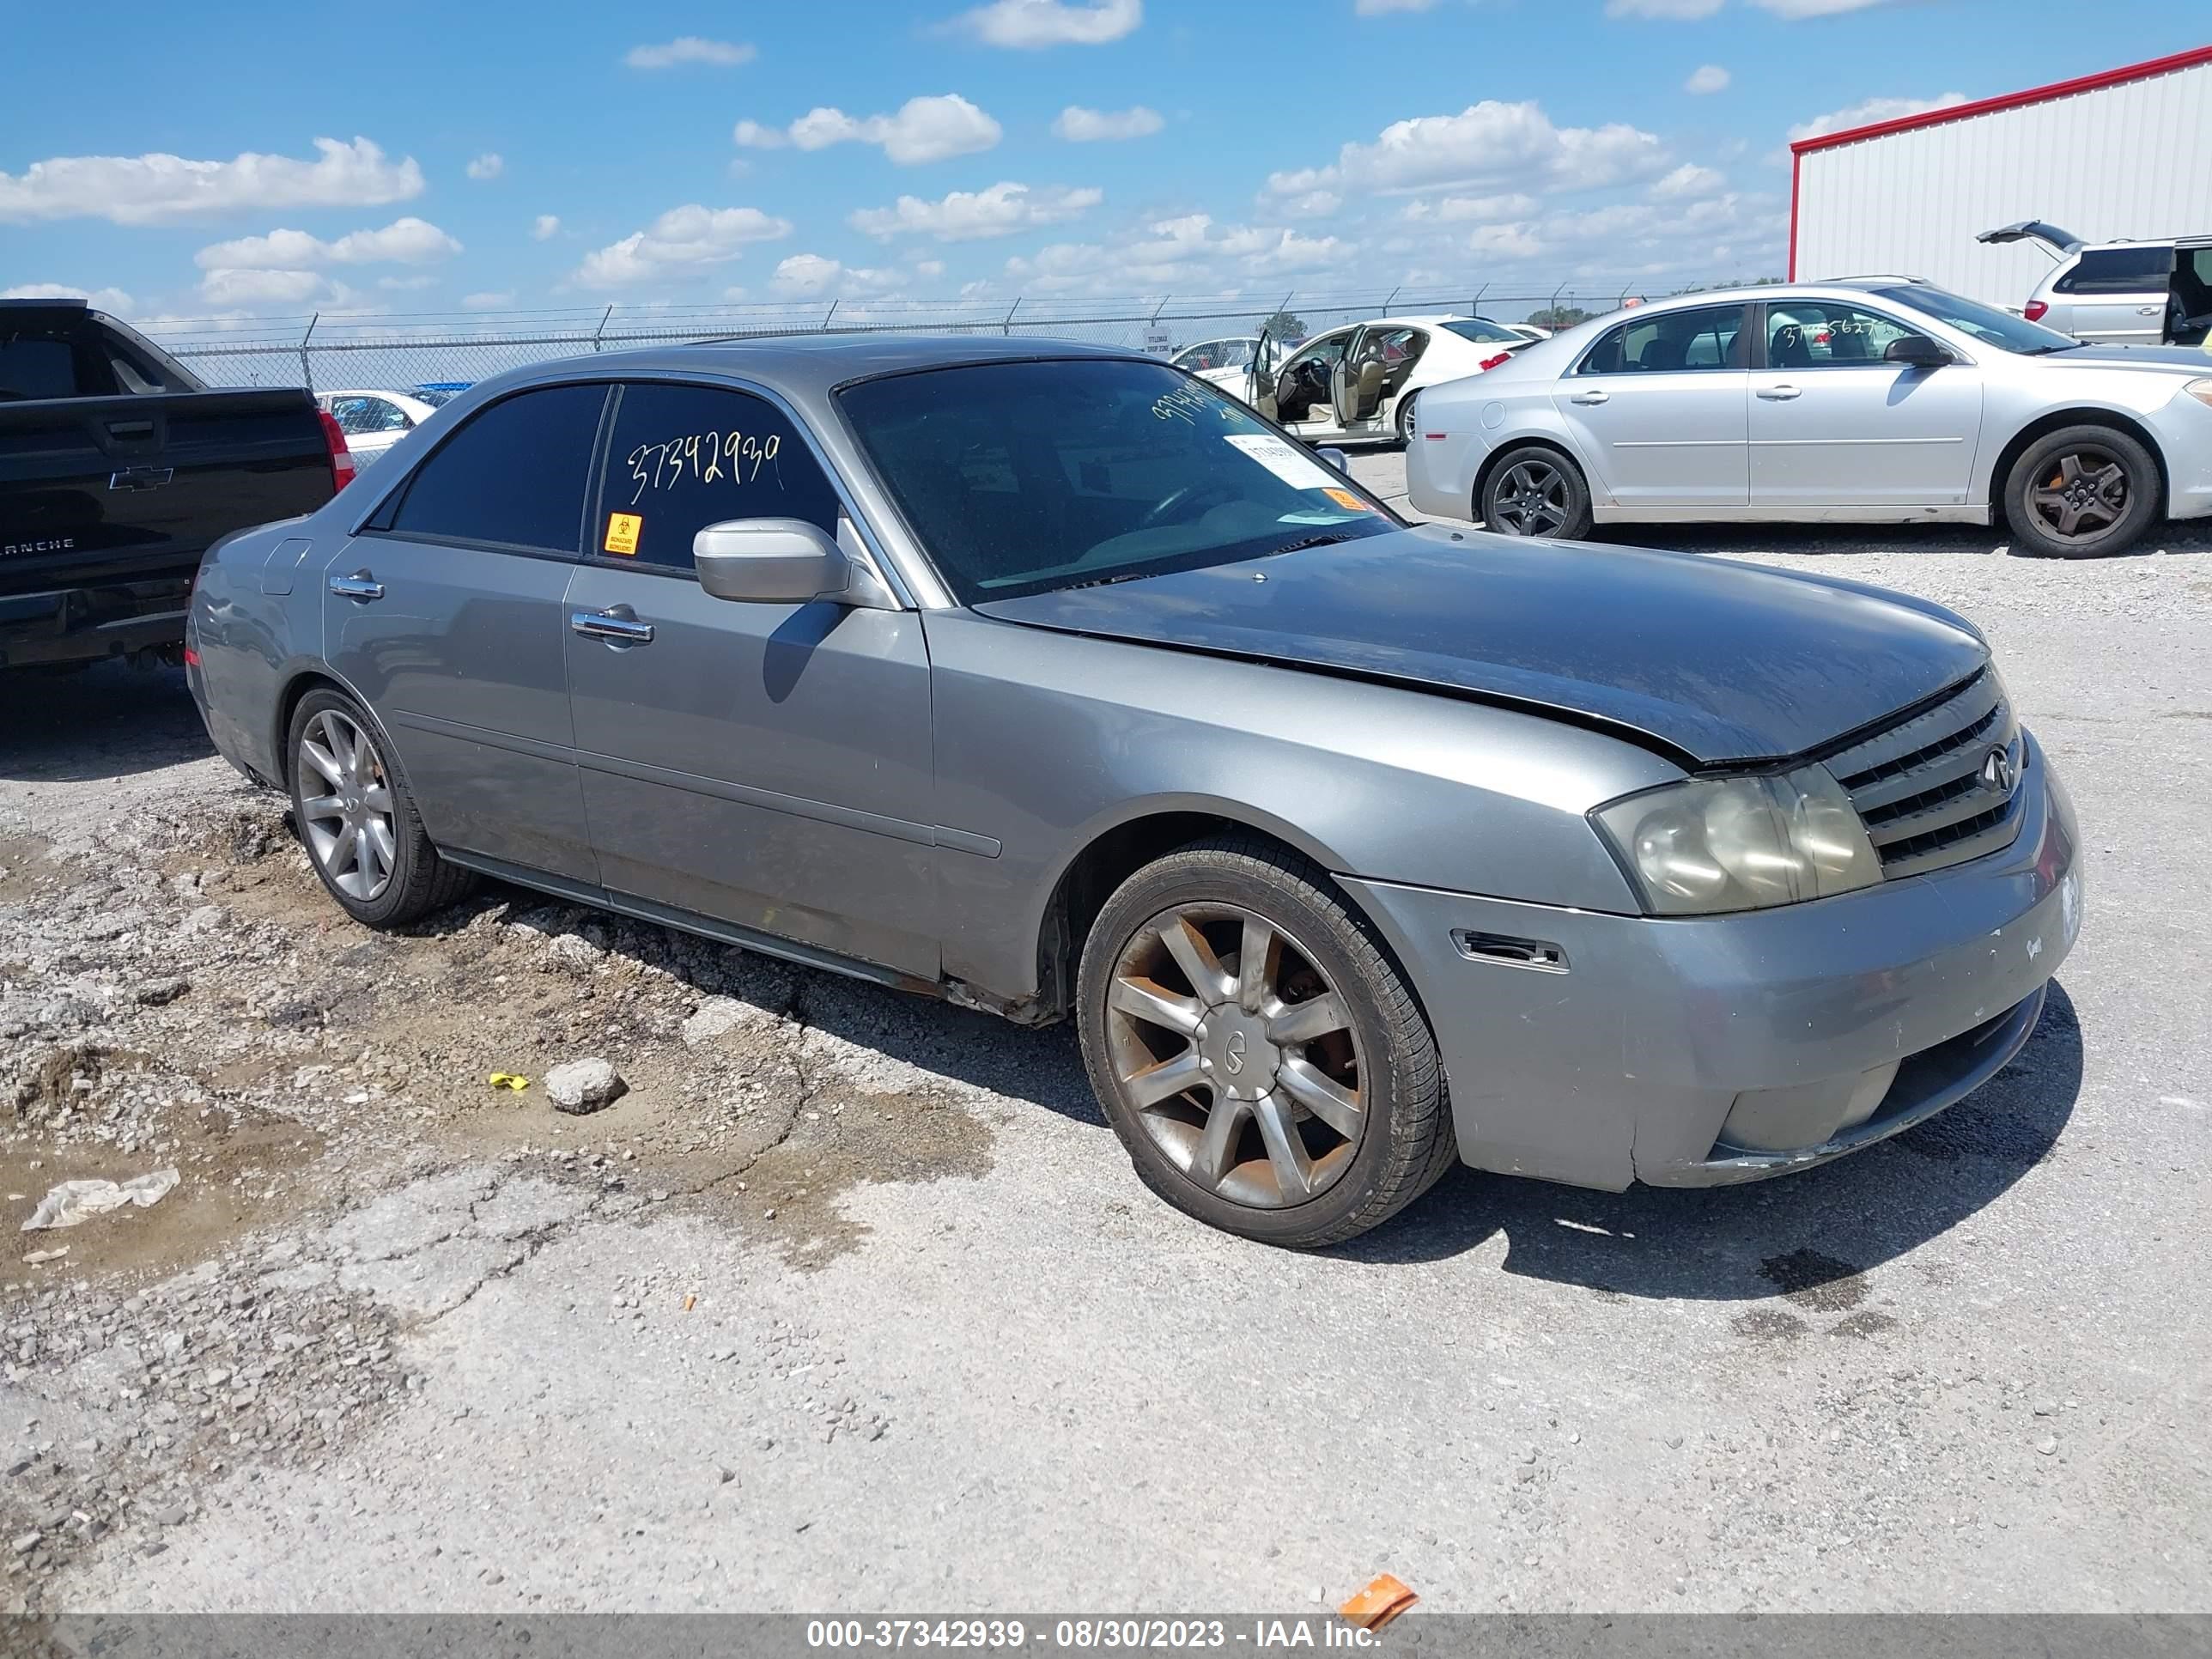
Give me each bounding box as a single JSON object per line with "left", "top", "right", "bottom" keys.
{"left": 576, "top": 331, "right": 1141, "bottom": 398}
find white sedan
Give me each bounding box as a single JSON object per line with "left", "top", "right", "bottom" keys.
{"left": 1202, "top": 313, "right": 1530, "bottom": 446}
{"left": 315, "top": 388, "right": 437, "bottom": 468}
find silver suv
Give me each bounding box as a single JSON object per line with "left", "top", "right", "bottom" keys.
{"left": 1980, "top": 222, "right": 2212, "bottom": 346}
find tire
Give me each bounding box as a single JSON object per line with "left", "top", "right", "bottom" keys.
{"left": 1480, "top": 444, "right": 1593, "bottom": 540}
{"left": 1395, "top": 392, "right": 1419, "bottom": 447}
{"left": 286, "top": 687, "right": 474, "bottom": 928}
{"left": 1076, "top": 833, "right": 1455, "bottom": 1249}
{"left": 2002, "top": 424, "right": 2160, "bottom": 559}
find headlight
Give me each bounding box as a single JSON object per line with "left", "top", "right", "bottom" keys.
{"left": 2186, "top": 378, "right": 2212, "bottom": 409}
{"left": 1593, "top": 766, "right": 1882, "bottom": 916}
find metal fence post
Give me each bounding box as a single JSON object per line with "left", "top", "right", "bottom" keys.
{"left": 591, "top": 304, "right": 614, "bottom": 352}
{"left": 822, "top": 300, "right": 839, "bottom": 332}
{"left": 1003, "top": 297, "right": 1022, "bottom": 337}
{"left": 299, "top": 313, "right": 319, "bottom": 390}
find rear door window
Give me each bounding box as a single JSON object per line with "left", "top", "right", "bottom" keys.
{"left": 1578, "top": 304, "right": 1743, "bottom": 374}
{"left": 592, "top": 381, "right": 841, "bottom": 573}
{"left": 2054, "top": 246, "right": 2172, "bottom": 294}
{"left": 386, "top": 382, "right": 608, "bottom": 554}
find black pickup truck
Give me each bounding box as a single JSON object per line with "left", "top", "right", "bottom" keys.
{"left": 1, "top": 298, "right": 345, "bottom": 673}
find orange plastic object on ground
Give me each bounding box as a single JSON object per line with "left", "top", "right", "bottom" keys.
{"left": 1338, "top": 1572, "right": 1418, "bottom": 1631}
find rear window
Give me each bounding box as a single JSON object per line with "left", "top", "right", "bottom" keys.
{"left": 0, "top": 330, "right": 114, "bottom": 399}
{"left": 387, "top": 383, "right": 608, "bottom": 554}
{"left": 2054, "top": 246, "right": 2172, "bottom": 295}
{"left": 1443, "top": 319, "right": 1519, "bottom": 345}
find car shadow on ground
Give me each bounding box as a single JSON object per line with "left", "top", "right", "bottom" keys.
{"left": 629, "top": 902, "right": 2081, "bottom": 1304}
{"left": 0, "top": 662, "right": 213, "bottom": 782}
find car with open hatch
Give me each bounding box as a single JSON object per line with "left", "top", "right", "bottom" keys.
{"left": 188, "top": 335, "right": 2082, "bottom": 1248}
{"left": 1407, "top": 278, "right": 2212, "bottom": 558}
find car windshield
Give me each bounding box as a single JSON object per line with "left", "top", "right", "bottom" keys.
{"left": 1443, "top": 319, "right": 1518, "bottom": 345}
{"left": 1872, "top": 285, "right": 2081, "bottom": 355}
{"left": 838, "top": 358, "right": 1395, "bottom": 604}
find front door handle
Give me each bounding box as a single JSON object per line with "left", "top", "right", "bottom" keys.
{"left": 1757, "top": 384, "right": 1802, "bottom": 401}
{"left": 571, "top": 607, "right": 654, "bottom": 646}
{"left": 2138, "top": 305, "right": 2161, "bottom": 315}
{"left": 328, "top": 572, "right": 385, "bottom": 602}
{"left": 1568, "top": 389, "right": 1609, "bottom": 405}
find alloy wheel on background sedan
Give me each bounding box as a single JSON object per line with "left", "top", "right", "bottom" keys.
{"left": 296, "top": 708, "right": 397, "bottom": 902}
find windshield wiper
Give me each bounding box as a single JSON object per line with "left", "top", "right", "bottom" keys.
{"left": 1266, "top": 532, "right": 1358, "bottom": 556}
{"left": 2017, "top": 343, "right": 2085, "bottom": 356}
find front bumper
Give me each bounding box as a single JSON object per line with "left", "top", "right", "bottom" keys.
{"left": 1340, "top": 731, "right": 2081, "bottom": 1191}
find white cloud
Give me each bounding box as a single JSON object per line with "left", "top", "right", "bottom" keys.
{"left": 745, "top": 94, "right": 1001, "bottom": 165}
{"left": 624, "top": 36, "right": 757, "bottom": 69}
{"left": 0, "top": 136, "right": 421, "bottom": 226}
{"left": 2, "top": 283, "right": 134, "bottom": 313}
{"left": 465, "top": 153, "right": 504, "bottom": 181}
{"left": 914, "top": 258, "right": 946, "bottom": 278}
{"left": 850, "top": 181, "right": 1102, "bottom": 241}
{"left": 1279, "top": 189, "right": 1343, "bottom": 219}
{"left": 769, "top": 254, "right": 904, "bottom": 296}
{"left": 532, "top": 214, "right": 562, "bottom": 240}
{"left": 945, "top": 0, "right": 1141, "bottom": 48}
{"left": 1753, "top": 0, "right": 1896, "bottom": 14}
{"left": 1648, "top": 163, "right": 1727, "bottom": 200}
{"left": 1267, "top": 100, "right": 1666, "bottom": 198}
{"left": 1357, "top": 0, "right": 1438, "bottom": 12}
{"left": 1004, "top": 210, "right": 1358, "bottom": 295}
{"left": 461, "top": 290, "right": 516, "bottom": 310}
{"left": 1605, "top": 0, "right": 1722, "bottom": 15}
{"left": 1685, "top": 64, "right": 1730, "bottom": 94}
{"left": 1052, "top": 105, "right": 1164, "bottom": 142}
{"left": 377, "top": 274, "right": 437, "bottom": 291}
{"left": 194, "top": 216, "right": 460, "bottom": 270}
{"left": 197, "top": 268, "right": 338, "bottom": 307}
{"left": 573, "top": 204, "right": 793, "bottom": 289}
{"left": 1406, "top": 191, "right": 1540, "bottom": 222}
{"left": 1467, "top": 222, "right": 1547, "bottom": 259}
{"left": 1788, "top": 92, "right": 1966, "bottom": 143}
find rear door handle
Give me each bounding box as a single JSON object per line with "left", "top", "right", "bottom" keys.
{"left": 1568, "top": 389, "right": 1609, "bottom": 405}
{"left": 328, "top": 572, "right": 385, "bottom": 602}
{"left": 571, "top": 607, "right": 653, "bottom": 646}
{"left": 1757, "top": 384, "right": 1802, "bottom": 401}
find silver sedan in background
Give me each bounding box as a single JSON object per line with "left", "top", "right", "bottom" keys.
{"left": 1407, "top": 278, "right": 2212, "bottom": 558}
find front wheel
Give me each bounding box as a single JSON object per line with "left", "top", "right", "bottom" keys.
{"left": 1076, "top": 835, "right": 1455, "bottom": 1249}
{"left": 287, "top": 688, "right": 474, "bottom": 928}
{"left": 2003, "top": 425, "right": 2160, "bottom": 558}
{"left": 1480, "top": 445, "right": 1593, "bottom": 539}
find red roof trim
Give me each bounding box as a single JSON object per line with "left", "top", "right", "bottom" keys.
{"left": 1790, "top": 43, "right": 2212, "bottom": 155}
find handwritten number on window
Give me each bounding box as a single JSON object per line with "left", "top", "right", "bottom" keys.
{"left": 625, "top": 430, "right": 785, "bottom": 506}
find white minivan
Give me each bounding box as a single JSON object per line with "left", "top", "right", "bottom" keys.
{"left": 1979, "top": 222, "right": 2212, "bottom": 347}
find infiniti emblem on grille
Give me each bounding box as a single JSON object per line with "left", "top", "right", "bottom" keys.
{"left": 1224, "top": 1031, "right": 1248, "bottom": 1074}
{"left": 1980, "top": 745, "right": 2016, "bottom": 794}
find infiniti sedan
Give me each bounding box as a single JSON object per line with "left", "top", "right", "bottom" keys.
{"left": 1407, "top": 278, "right": 2212, "bottom": 557}
{"left": 190, "top": 337, "right": 2080, "bottom": 1247}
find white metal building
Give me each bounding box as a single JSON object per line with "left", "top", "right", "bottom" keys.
{"left": 1790, "top": 45, "right": 2212, "bottom": 309}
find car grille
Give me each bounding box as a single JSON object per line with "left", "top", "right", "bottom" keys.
{"left": 1826, "top": 670, "right": 2027, "bottom": 879}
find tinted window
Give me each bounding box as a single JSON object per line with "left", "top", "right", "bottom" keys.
{"left": 595, "top": 382, "right": 839, "bottom": 572}
{"left": 1578, "top": 305, "right": 1743, "bottom": 374}
{"left": 2054, "top": 246, "right": 2172, "bottom": 295}
{"left": 389, "top": 383, "right": 607, "bottom": 553}
{"left": 0, "top": 330, "right": 114, "bottom": 398}
{"left": 1443, "top": 319, "right": 1518, "bottom": 344}
{"left": 839, "top": 358, "right": 1392, "bottom": 604}
{"left": 1873, "top": 284, "right": 2079, "bottom": 354}
{"left": 1764, "top": 301, "right": 1917, "bottom": 368}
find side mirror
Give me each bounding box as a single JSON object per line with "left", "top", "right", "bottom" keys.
{"left": 694, "top": 518, "right": 854, "bottom": 605}
{"left": 1885, "top": 335, "right": 1954, "bottom": 368}
{"left": 1313, "top": 446, "right": 1350, "bottom": 471}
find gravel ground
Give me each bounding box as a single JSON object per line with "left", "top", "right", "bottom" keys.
{"left": 3, "top": 463, "right": 2208, "bottom": 1614}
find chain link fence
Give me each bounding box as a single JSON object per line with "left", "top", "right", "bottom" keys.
{"left": 140, "top": 286, "right": 1642, "bottom": 394}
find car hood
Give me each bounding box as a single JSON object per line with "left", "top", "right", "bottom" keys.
{"left": 974, "top": 526, "right": 1989, "bottom": 766}
{"left": 2039, "top": 343, "right": 2212, "bottom": 374}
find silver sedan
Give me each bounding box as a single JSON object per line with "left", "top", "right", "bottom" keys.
{"left": 1407, "top": 278, "right": 2212, "bottom": 558}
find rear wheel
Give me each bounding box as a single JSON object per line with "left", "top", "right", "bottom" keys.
{"left": 287, "top": 688, "right": 473, "bottom": 928}
{"left": 2003, "top": 425, "right": 2160, "bottom": 558}
{"left": 1076, "top": 835, "right": 1455, "bottom": 1249}
{"left": 1395, "top": 392, "right": 1420, "bottom": 446}
{"left": 1480, "top": 445, "right": 1593, "bottom": 540}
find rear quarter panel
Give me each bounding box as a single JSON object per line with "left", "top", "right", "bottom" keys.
{"left": 191, "top": 519, "right": 338, "bottom": 784}
{"left": 921, "top": 611, "right": 1671, "bottom": 1002}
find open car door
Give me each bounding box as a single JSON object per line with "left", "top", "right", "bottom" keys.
{"left": 1328, "top": 326, "right": 1389, "bottom": 428}
{"left": 2167, "top": 238, "right": 2212, "bottom": 346}
{"left": 1248, "top": 325, "right": 1279, "bottom": 421}
{"left": 1977, "top": 221, "right": 2085, "bottom": 259}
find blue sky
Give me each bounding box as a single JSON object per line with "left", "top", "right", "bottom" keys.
{"left": 3, "top": 0, "right": 2203, "bottom": 326}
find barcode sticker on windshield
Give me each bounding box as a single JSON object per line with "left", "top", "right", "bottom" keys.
{"left": 1224, "top": 434, "right": 1338, "bottom": 492}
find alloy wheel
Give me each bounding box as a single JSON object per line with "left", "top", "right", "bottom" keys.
{"left": 2028, "top": 446, "right": 2131, "bottom": 546}
{"left": 1102, "top": 903, "right": 1366, "bottom": 1208}
{"left": 1490, "top": 459, "right": 1570, "bottom": 535}
{"left": 297, "top": 708, "right": 397, "bottom": 902}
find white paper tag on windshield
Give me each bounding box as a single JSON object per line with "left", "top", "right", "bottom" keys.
{"left": 1224, "top": 434, "right": 1336, "bottom": 492}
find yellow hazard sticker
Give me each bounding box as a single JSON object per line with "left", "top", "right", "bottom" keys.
{"left": 604, "top": 513, "right": 642, "bottom": 556}
{"left": 1322, "top": 488, "right": 1373, "bottom": 513}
